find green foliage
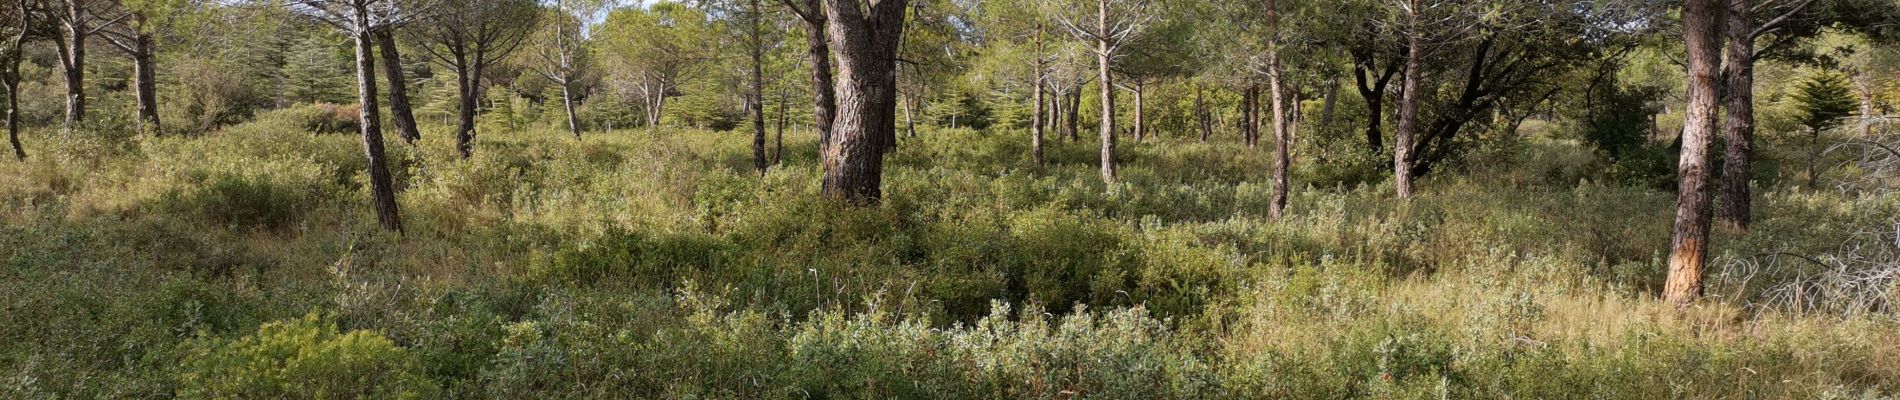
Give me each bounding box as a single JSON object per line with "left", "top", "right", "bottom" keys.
{"left": 1794, "top": 72, "right": 1860, "bottom": 134}
{"left": 179, "top": 314, "right": 439, "bottom": 399}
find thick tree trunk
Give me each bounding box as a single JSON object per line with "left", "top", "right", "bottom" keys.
{"left": 353, "top": 25, "right": 404, "bottom": 233}
{"left": 131, "top": 30, "right": 160, "bottom": 135}
{"left": 1393, "top": 9, "right": 1422, "bottom": 199}
{"left": 819, "top": 0, "right": 906, "bottom": 203}
{"left": 376, "top": 31, "right": 422, "bottom": 144}
{"left": 1716, "top": 0, "right": 1755, "bottom": 231}
{"left": 1665, "top": 0, "right": 1725, "bottom": 308}
{"left": 1095, "top": 0, "right": 1117, "bottom": 184}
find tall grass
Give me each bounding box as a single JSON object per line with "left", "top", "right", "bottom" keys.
{"left": 1, "top": 116, "right": 1895, "bottom": 398}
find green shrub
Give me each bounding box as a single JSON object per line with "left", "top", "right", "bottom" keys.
{"left": 180, "top": 314, "right": 438, "bottom": 399}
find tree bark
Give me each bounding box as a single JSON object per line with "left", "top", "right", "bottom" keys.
{"left": 1266, "top": 0, "right": 1289, "bottom": 219}
{"left": 1032, "top": 24, "right": 1046, "bottom": 165}
{"left": 1393, "top": 4, "right": 1422, "bottom": 199}
{"left": 377, "top": 30, "right": 423, "bottom": 144}
{"left": 58, "top": 18, "right": 84, "bottom": 134}
{"left": 4, "top": 61, "right": 20, "bottom": 161}
{"left": 1715, "top": 0, "right": 1755, "bottom": 231}
{"left": 751, "top": 2, "right": 769, "bottom": 176}
{"left": 1806, "top": 128, "right": 1823, "bottom": 190}
{"left": 131, "top": 26, "right": 160, "bottom": 135}
{"left": 353, "top": 23, "right": 404, "bottom": 233}
{"left": 776, "top": 87, "right": 787, "bottom": 164}
{"left": 1132, "top": 80, "right": 1145, "bottom": 142}
{"left": 1094, "top": 0, "right": 1117, "bottom": 184}
{"left": 1195, "top": 83, "right": 1210, "bottom": 142}
{"left": 1067, "top": 89, "right": 1081, "bottom": 142}
{"left": 819, "top": 0, "right": 906, "bottom": 203}
{"left": 1353, "top": 60, "right": 1398, "bottom": 152}
{"left": 1665, "top": 0, "right": 1725, "bottom": 308}
{"left": 789, "top": 0, "right": 837, "bottom": 156}
{"left": 454, "top": 51, "right": 485, "bottom": 158}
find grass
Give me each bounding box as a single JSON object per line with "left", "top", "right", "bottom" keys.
{"left": 1, "top": 115, "right": 1896, "bottom": 398}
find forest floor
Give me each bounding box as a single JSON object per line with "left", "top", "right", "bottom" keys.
{"left": 3, "top": 115, "right": 1898, "bottom": 398}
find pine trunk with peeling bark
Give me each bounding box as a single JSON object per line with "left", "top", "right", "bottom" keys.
{"left": 353, "top": 23, "right": 404, "bottom": 233}
{"left": 1393, "top": 6, "right": 1421, "bottom": 199}
{"left": 1665, "top": 0, "right": 1725, "bottom": 308}
{"left": 377, "top": 31, "right": 422, "bottom": 144}
{"left": 819, "top": 0, "right": 906, "bottom": 203}
{"left": 1716, "top": 0, "right": 1754, "bottom": 231}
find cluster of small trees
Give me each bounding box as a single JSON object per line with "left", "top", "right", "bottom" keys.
{"left": 3, "top": 0, "right": 1899, "bottom": 307}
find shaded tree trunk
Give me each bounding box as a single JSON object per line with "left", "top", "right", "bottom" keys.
{"left": 751, "top": 13, "right": 768, "bottom": 175}
{"left": 1266, "top": 0, "right": 1289, "bottom": 218}
{"left": 819, "top": 0, "right": 906, "bottom": 203}
{"left": 454, "top": 57, "right": 481, "bottom": 158}
{"left": 1353, "top": 58, "right": 1398, "bottom": 152}
{"left": 1806, "top": 127, "right": 1823, "bottom": 189}
{"left": 776, "top": 87, "right": 787, "bottom": 164}
{"left": 1665, "top": 0, "right": 1725, "bottom": 308}
{"left": 352, "top": 23, "right": 404, "bottom": 233}
{"left": 1393, "top": 6, "right": 1422, "bottom": 199}
{"left": 4, "top": 58, "right": 20, "bottom": 161}
{"left": 1195, "top": 83, "right": 1210, "bottom": 142}
{"left": 1067, "top": 89, "right": 1081, "bottom": 141}
{"left": 377, "top": 30, "right": 422, "bottom": 144}
{"left": 1716, "top": 0, "right": 1755, "bottom": 231}
{"left": 1320, "top": 77, "right": 1338, "bottom": 128}
{"left": 1132, "top": 80, "right": 1145, "bottom": 142}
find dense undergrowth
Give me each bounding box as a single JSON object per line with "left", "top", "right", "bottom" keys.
{"left": 2, "top": 115, "right": 1897, "bottom": 398}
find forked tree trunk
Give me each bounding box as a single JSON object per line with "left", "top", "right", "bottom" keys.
{"left": 376, "top": 30, "right": 422, "bottom": 144}
{"left": 352, "top": 24, "right": 404, "bottom": 233}
{"left": 1393, "top": 5, "right": 1422, "bottom": 199}
{"left": 819, "top": 0, "right": 906, "bottom": 203}
{"left": 1716, "top": 0, "right": 1755, "bottom": 231}
{"left": 1665, "top": 0, "right": 1725, "bottom": 308}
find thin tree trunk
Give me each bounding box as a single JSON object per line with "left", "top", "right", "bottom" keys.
{"left": 1716, "top": 0, "right": 1755, "bottom": 231}
{"left": 1393, "top": 4, "right": 1422, "bottom": 199}
{"left": 353, "top": 24, "right": 403, "bottom": 233}
{"left": 1067, "top": 89, "right": 1081, "bottom": 142}
{"left": 1266, "top": 0, "right": 1289, "bottom": 219}
{"left": 751, "top": 8, "right": 768, "bottom": 176}
{"left": 1195, "top": 83, "right": 1210, "bottom": 142}
{"left": 1320, "top": 77, "right": 1338, "bottom": 128}
{"left": 59, "top": 21, "right": 84, "bottom": 134}
{"left": 1094, "top": 0, "right": 1116, "bottom": 184}
{"left": 903, "top": 92, "right": 917, "bottom": 138}
{"left": 776, "top": 87, "right": 787, "bottom": 164}
{"left": 1133, "top": 80, "right": 1145, "bottom": 142}
{"left": 131, "top": 27, "right": 160, "bottom": 135}
{"left": 455, "top": 61, "right": 479, "bottom": 158}
{"left": 1033, "top": 24, "right": 1046, "bottom": 165}
{"left": 1665, "top": 0, "right": 1725, "bottom": 308}
{"left": 1806, "top": 128, "right": 1823, "bottom": 189}
{"left": 4, "top": 68, "right": 20, "bottom": 161}
{"left": 377, "top": 30, "right": 422, "bottom": 144}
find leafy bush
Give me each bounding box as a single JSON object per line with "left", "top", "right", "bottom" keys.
{"left": 180, "top": 314, "right": 439, "bottom": 399}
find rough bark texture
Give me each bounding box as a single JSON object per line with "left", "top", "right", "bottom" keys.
{"left": 377, "top": 30, "right": 422, "bottom": 144}
{"left": 1393, "top": 7, "right": 1421, "bottom": 199}
{"left": 1266, "top": 0, "right": 1288, "bottom": 219}
{"left": 58, "top": 15, "right": 84, "bottom": 134}
{"left": 1666, "top": 0, "right": 1725, "bottom": 308}
{"left": 1716, "top": 0, "right": 1754, "bottom": 231}
{"left": 787, "top": 0, "right": 836, "bottom": 156}
{"left": 819, "top": 0, "right": 906, "bottom": 203}
{"left": 131, "top": 27, "right": 160, "bottom": 135}
{"left": 454, "top": 56, "right": 482, "bottom": 158}
{"left": 353, "top": 24, "right": 405, "bottom": 233}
